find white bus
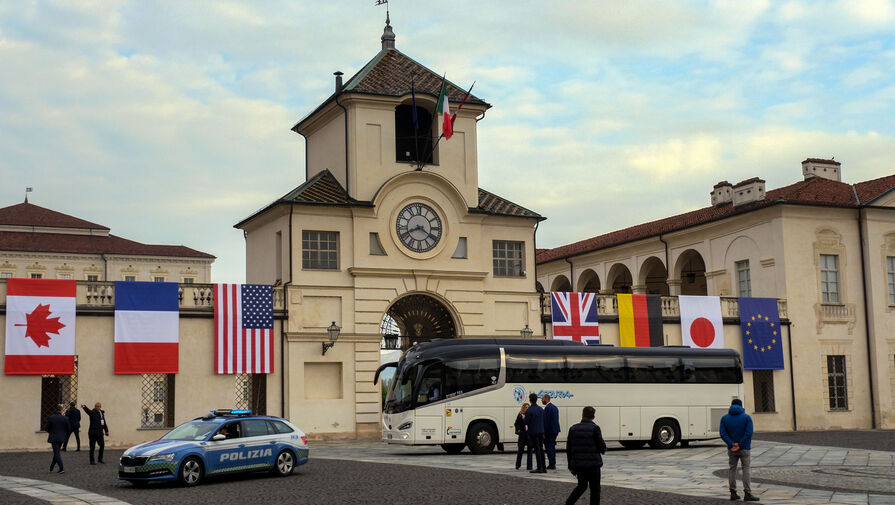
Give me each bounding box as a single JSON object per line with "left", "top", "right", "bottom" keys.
{"left": 375, "top": 339, "right": 743, "bottom": 454}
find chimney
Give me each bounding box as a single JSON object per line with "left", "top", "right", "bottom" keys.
{"left": 334, "top": 71, "right": 343, "bottom": 94}
{"left": 802, "top": 158, "right": 841, "bottom": 182}
{"left": 732, "top": 178, "right": 766, "bottom": 206}
{"left": 711, "top": 181, "right": 733, "bottom": 206}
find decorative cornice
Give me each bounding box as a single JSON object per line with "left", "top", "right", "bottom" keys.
{"left": 347, "top": 267, "right": 489, "bottom": 280}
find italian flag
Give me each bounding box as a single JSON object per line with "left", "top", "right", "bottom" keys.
{"left": 437, "top": 77, "right": 453, "bottom": 140}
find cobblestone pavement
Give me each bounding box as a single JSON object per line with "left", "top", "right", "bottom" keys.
{"left": 755, "top": 430, "right": 895, "bottom": 453}
{"left": 4, "top": 433, "right": 895, "bottom": 504}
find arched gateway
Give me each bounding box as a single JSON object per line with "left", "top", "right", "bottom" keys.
{"left": 381, "top": 294, "right": 457, "bottom": 348}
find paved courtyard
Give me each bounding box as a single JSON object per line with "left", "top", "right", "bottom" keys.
{"left": 2, "top": 431, "right": 895, "bottom": 504}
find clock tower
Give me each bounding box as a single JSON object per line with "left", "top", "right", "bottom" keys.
{"left": 237, "top": 18, "right": 544, "bottom": 440}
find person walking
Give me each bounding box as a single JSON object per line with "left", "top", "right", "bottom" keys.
{"left": 44, "top": 405, "right": 70, "bottom": 474}
{"left": 514, "top": 402, "right": 532, "bottom": 470}
{"left": 82, "top": 402, "right": 109, "bottom": 465}
{"left": 565, "top": 406, "right": 607, "bottom": 505}
{"left": 542, "top": 393, "right": 560, "bottom": 470}
{"left": 63, "top": 402, "right": 81, "bottom": 452}
{"left": 524, "top": 392, "right": 546, "bottom": 473}
{"left": 720, "top": 398, "right": 759, "bottom": 502}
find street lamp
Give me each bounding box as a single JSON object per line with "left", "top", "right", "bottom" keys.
{"left": 322, "top": 321, "right": 341, "bottom": 355}
{"left": 382, "top": 333, "right": 399, "bottom": 350}
{"left": 520, "top": 325, "right": 533, "bottom": 339}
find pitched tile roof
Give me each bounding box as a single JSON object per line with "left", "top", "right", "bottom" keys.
{"left": 0, "top": 231, "right": 215, "bottom": 259}
{"left": 236, "top": 171, "right": 543, "bottom": 228}
{"left": 536, "top": 175, "right": 895, "bottom": 264}
{"left": 0, "top": 202, "right": 109, "bottom": 230}
{"left": 344, "top": 49, "right": 487, "bottom": 105}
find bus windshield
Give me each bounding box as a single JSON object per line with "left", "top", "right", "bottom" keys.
{"left": 385, "top": 363, "right": 420, "bottom": 414}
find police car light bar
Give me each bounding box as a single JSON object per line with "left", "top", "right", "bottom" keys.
{"left": 211, "top": 409, "right": 253, "bottom": 417}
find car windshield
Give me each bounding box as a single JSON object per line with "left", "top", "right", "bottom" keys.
{"left": 160, "top": 420, "right": 220, "bottom": 441}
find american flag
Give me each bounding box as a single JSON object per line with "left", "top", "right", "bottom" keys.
{"left": 551, "top": 292, "right": 600, "bottom": 345}
{"left": 214, "top": 284, "right": 274, "bottom": 374}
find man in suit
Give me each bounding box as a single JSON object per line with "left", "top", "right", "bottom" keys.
{"left": 542, "top": 393, "right": 561, "bottom": 470}
{"left": 45, "top": 405, "right": 70, "bottom": 474}
{"left": 565, "top": 406, "right": 607, "bottom": 505}
{"left": 63, "top": 402, "right": 81, "bottom": 451}
{"left": 524, "top": 392, "right": 547, "bottom": 473}
{"left": 82, "top": 402, "right": 109, "bottom": 465}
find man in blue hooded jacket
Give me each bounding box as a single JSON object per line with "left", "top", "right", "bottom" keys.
{"left": 720, "top": 398, "right": 759, "bottom": 501}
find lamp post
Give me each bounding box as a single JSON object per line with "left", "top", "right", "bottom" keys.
{"left": 322, "top": 321, "right": 341, "bottom": 355}
{"left": 520, "top": 325, "right": 533, "bottom": 339}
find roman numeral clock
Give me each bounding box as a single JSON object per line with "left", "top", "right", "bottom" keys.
{"left": 395, "top": 202, "right": 442, "bottom": 253}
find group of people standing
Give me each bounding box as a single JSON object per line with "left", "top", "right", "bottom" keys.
{"left": 44, "top": 401, "right": 110, "bottom": 473}
{"left": 514, "top": 393, "right": 607, "bottom": 505}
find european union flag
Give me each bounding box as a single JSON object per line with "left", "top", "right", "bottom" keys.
{"left": 739, "top": 297, "right": 784, "bottom": 370}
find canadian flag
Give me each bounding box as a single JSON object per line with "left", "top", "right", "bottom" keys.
{"left": 4, "top": 279, "right": 77, "bottom": 375}
{"left": 679, "top": 295, "right": 724, "bottom": 349}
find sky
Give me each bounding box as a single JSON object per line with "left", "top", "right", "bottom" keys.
{"left": 2, "top": 0, "right": 895, "bottom": 283}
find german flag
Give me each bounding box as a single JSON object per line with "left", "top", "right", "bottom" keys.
{"left": 617, "top": 294, "right": 664, "bottom": 347}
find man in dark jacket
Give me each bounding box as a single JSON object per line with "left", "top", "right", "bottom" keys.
{"left": 565, "top": 406, "right": 607, "bottom": 505}
{"left": 63, "top": 402, "right": 81, "bottom": 451}
{"left": 82, "top": 402, "right": 109, "bottom": 465}
{"left": 720, "top": 398, "right": 759, "bottom": 502}
{"left": 524, "top": 392, "right": 547, "bottom": 473}
{"left": 542, "top": 393, "right": 560, "bottom": 470}
{"left": 45, "top": 405, "right": 70, "bottom": 473}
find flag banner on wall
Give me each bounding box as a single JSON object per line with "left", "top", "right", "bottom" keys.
{"left": 551, "top": 292, "right": 600, "bottom": 345}
{"left": 4, "top": 278, "right": 76, "bottom": 375}
{"left": 679, "top": 295, "right": 724, "bottom": 349}
{"left": 114, "top": 281, "right": 179, "bottom": 374}
{"left": 739, "top": 297, "right": 784, "bottom": 370}
{"left": 617, "top": 294, "right": 664, "bottom": 347}
{"left": 214, "top": 284, "right": 274, "bottom": 374}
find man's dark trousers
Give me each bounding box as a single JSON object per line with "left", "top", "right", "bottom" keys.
{"left": 528, "top": 433, "right": 546, "bottom": 471}
{"left": 49, "top": 442, "right": 64, "bottom": 471}
{"left": 545, "top": 432, "right": 558, "bottom": 468}
{"left": 88, "top": 430, "right": 104, "bottom": 464}
{"left": 566, "top": 467, "right": 601, "bottom": 505}
{"left": 65, "top": 429, "right": 80, "bottom": 452}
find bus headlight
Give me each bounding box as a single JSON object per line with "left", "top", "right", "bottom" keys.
{"left": 398, "top": 422, "right": 413, "bottom": 431}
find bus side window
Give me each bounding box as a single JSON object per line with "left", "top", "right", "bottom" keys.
{"left": 444, "top": 357, "right": 499, "bottom": 398}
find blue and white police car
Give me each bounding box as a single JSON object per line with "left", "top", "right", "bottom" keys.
{"left": 119, "top": 409, "right": 309, "bottom": 487}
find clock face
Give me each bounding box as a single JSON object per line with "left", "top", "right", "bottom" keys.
{"left": 396, "top": 203, "right": 442, "bottom": 253}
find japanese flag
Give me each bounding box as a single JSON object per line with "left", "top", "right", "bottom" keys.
{"left": 4, "top": 279, "right": 77, "bottom": 375}
{"left": 679, "top": 295, "right": 724, "bottom": 349}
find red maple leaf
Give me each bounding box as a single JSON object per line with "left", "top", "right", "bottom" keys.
{"left": 14, "top": 304, "right": 66, "bottom": 348}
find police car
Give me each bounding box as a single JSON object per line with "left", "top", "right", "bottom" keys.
{"left": 119, "top": 409, "right": 309, "bottom": 487}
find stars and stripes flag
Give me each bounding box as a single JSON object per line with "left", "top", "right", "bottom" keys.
{"left": 550, "top": 292, "right": 600, "bottom": 345}
{"left": 214, "top": 284, "right": 274, "bottom": 374}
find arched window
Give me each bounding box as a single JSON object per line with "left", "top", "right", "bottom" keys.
{"left": 395, "top": 104, "right": 434, "bottom": 164}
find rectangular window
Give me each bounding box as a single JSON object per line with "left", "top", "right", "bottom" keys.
{"left": 57, "top": 273, "right": 72, "bottom": 279}
{"left": 302, "top": 230, "right": 339, "bottom": 270}
{"left": 888, "top": 256, "right": 895, "bottom": 305}
{"left": 86, "top": 274, "right": 99, "bottom": 282}
{"left": 141, "top": 374, "right": 175, "bottom": 428}
{"left": 124, "top": 275, "right": 136, "bottom": 282}
{"left": 39, "top": 357, "right": 78, "bottom": 430}
{"left": 827, "top": 355, "right": 848, "bottom": 410}
{"left": 30, "top": 273, "right": 43, "bottom": 279}
{"left": 153, "top": 276, "right": 165, "bottom": 282}
{"left": 492, "top": 240, "right": 524, "bottom": 277}
{"left": 234, "top": 374, "right": 267, "bottom": 415}
{"left": 820, "top": 254, "right": 840, "bottom": 303}
{"left": 752, "top": 370, "right": 776, "bottom": 413}
{"left": 0, "top": 272, "right": 12, "bottom": 279}
{"left": 736, "top": 260, "right": 751, "bottom": 297}
{"left": 182, "top": 277, "right": 195, "bottom": 284}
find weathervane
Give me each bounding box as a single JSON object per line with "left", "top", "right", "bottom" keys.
{"left": 375, "top": 0, "right": 389, "bottom": 21}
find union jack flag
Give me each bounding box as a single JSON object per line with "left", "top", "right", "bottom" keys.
{"left": 551, "top": 292, "right": 600, "bottom": 345}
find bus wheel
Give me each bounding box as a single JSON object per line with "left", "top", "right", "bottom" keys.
{"left": 648, "top": 419, "right": 680, "bottom": 449}
{"left": 441, "top": 443, "right": 465, "bottom": 454}
{"left": 619, "top": 440, "right": 646, "bottom": 450}
{"left": 466, "top": 422, "right": 497, "bottom": 454}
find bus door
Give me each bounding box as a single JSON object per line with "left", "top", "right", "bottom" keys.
{"left": 415, "top": 362, "right": 446, "bottom": 443}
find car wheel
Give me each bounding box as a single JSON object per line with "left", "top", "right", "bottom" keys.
{"left": 440, "top": 443, "right": 465, "bottom": 454}
{"left": 465, "top": 422, "right": 497, "bottom": 455}
{"left": 272, "top": 449, "right": 295, "bottom": 476}
{"left": 648, "top": 418, "right": 680, "bottom": 449}
{"left": 178, "top": 457, "right": 203, "bottom": 487}
{"left": 619, "top": 440, "right": 647, "bottom": 450}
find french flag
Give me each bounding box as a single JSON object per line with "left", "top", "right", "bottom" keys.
{"left": 114, "top": 281, "right": 179, "bottom": 374}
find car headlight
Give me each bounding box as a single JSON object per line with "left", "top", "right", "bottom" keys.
{"left": 148, "top": 453, "right": 176, "bottom": 462}
{"left": 398, "top": 422, "right": 413, "bottom": 431}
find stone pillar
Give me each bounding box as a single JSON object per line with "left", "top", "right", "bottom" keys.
{"left": 667, "top": 279, "right": 682, "bottom": 296}
{"left": 631, "top": 284, "right": 647, "bottom": 294}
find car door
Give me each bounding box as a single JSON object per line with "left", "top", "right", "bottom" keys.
{"left": 240, "top": 419, "right": 278, "bottom": 469}
{"left": 205, "top": 421, "right": 244, "bottom": 473}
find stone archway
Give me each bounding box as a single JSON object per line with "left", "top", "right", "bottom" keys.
{"left": 380, "top": 293, "right": 457, "bottom": 349}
